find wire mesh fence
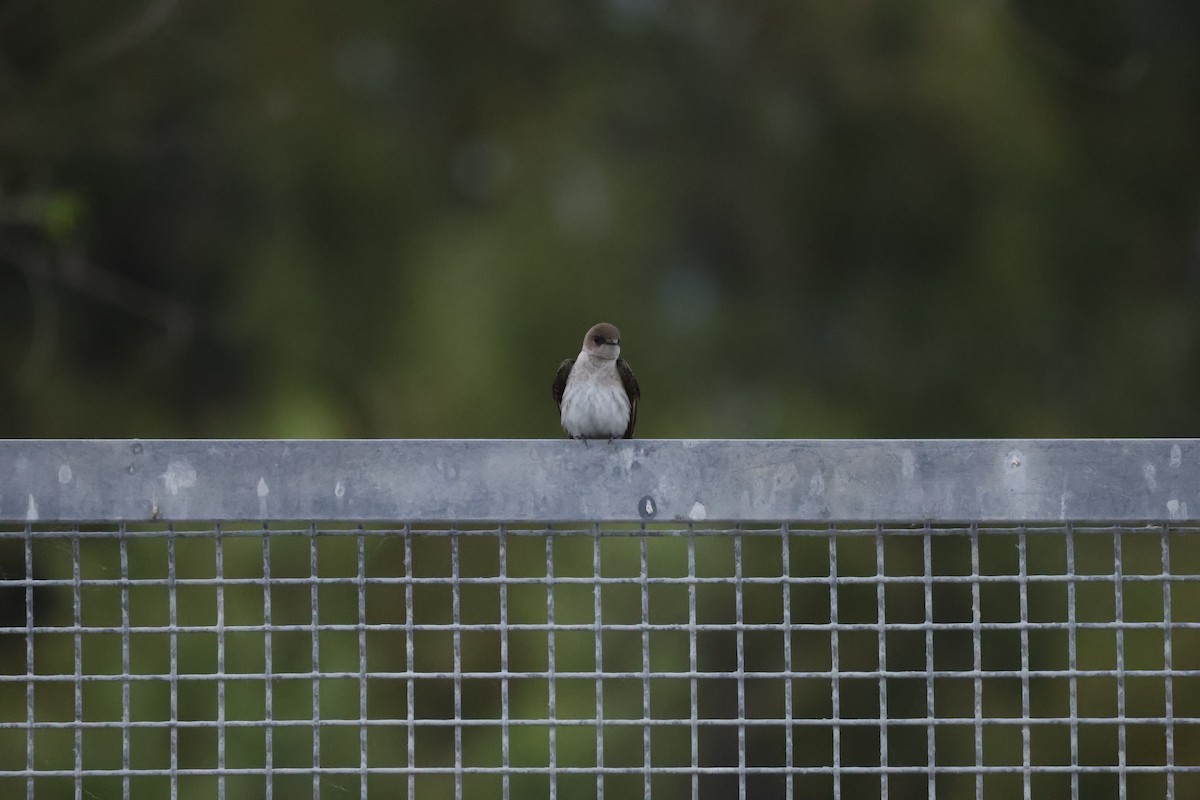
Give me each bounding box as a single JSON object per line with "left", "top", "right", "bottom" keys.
{"left": 1, "top": 440, "right": 1198, "bottom": 798}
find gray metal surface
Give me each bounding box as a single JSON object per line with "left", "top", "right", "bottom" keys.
{"left": 1, "top": 438, "right": 1199, "bottom": 523}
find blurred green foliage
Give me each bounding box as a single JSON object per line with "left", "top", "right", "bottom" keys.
{"left": 2, "top": 1, "right": 1199, "bottom": 439}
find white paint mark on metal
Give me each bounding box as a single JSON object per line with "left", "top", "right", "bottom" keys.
{"left": 809, "top": 473, "right": 825, "bottom": 498}
{"left": 1143, "top": 463, "right": 1158, "bottom": 492}
{"left": 688, "top": 501, "right": 707, "bottom": 521}
{"left": 1170, "top": 444, "right": 1183, "bottom": 469}
{"left": 257, "top": 477, "right": 270, "bottom": 517}
{"left": 1167, "top": 499, "right": 1186, "bottom": 519}
{"left": 26, "top": 494, "right": 38, "bottom": 521}
{"left": 335, "top": 481, "right": 346, "bottom": 499}
{"left": 58, "top": 465, "right": 72, "bottom": 484}
{"left": 161, "top": 461, "right": 197, "bottom": 496}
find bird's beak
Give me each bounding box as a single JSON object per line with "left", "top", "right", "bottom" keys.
{"left": 605, "top": 339, "right": 619, "bottom": 346}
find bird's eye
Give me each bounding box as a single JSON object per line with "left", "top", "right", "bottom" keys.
{"left": 593, "top": 335, "right": 604, "bottom": 344}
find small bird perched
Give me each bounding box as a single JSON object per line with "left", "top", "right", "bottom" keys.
{"left": 552, "top": 322, "right": 640, "bottom": 439}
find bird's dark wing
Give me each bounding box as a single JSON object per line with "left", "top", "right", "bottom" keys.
{"left": 616, "top": 358, "right": 640, "bottom": 439}
{"left": 552, "top": 358, "right": 575, "bottom": 410}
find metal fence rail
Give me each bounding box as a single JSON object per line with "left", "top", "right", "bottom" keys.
{"left": 1, "top": 440, "right": 1198, "bottom": 799}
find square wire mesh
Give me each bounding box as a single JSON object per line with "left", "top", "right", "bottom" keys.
{"left": 0, "top": 522, "right": 1198, "bottom": 799}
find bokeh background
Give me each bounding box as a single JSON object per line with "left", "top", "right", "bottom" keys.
{"left": 3, "top": 2, "right": 1200, "bottom": 799}
{"left": 3, "top": 1, "right": 1200, "bottom": 439}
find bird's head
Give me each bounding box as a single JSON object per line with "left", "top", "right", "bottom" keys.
{"left": 582, "top": 322, "right": 621, "bottom": 360}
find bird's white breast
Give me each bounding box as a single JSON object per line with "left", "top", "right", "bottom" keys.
{"left": 560, "top": 355, "right": 631, "bottom": 439}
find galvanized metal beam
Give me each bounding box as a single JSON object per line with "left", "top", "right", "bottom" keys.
{"left": 0, "top": 439, "right": 1197, "bottom": 523}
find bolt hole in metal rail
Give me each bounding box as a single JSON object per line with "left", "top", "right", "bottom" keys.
{"left": 1, "top": 439, "right": 1198, "bottom": 799}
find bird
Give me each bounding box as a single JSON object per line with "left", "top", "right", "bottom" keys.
{"left": 552, "top": 322, "right": 640, "bottom": 440}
